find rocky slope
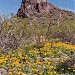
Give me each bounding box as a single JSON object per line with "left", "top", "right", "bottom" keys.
{"left": 17, "top": 0, "right": 60, "bottom": 18}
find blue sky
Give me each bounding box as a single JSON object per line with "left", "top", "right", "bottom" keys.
{"left": 0, "top": 0, "right": 74, "bottom": 15}
{"left": 49, "top": 0, "right": 75, "bottom": 12}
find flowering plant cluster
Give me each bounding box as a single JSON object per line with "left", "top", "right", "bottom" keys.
{"left": 0, "top": 42, "right": 75, "bottom": 75}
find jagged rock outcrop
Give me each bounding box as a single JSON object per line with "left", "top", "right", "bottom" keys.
{"left": 17, "top": 0, "right": 59, "bottom": 17}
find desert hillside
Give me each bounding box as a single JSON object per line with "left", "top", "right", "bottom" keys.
{"left": 0, "top": 0, "right": 75, "bottom": 75}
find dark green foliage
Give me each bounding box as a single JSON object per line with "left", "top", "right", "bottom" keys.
{"left": 56, "top": 57, "right": 75, "bottom": 74}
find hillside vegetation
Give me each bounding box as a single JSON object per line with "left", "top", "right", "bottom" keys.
{"left": 0, "top": 11, "right": 75, "bottom": 49}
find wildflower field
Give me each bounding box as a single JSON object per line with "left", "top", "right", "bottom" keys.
{"left": 0, "top": 41, "right": 75, "bottom": 75}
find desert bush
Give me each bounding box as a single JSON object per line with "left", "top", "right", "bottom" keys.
{"left": 56, "top": 57, "right": 75, "bottom": 74}
{"left": 0, "top": 13, "right": 75, "bottom": 50}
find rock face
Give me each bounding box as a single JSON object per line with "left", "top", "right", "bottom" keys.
{"left": 17, "top": 0, "right": 59, "bottom": 17}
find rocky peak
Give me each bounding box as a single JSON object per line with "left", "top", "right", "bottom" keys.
{"left": 17, "top": 0, "right": 59, "bottom": 18}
